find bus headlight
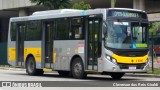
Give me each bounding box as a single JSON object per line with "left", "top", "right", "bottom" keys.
{"left": 112, "top": 58, "right": 117, "bottom": 64}
{"left": 106, "top": 55, "right": 111, "bottom": 60}
{"left": 105, "top": 54, "right": 117, "bottom": 64}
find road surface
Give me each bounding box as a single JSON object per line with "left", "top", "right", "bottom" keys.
{"left": 0, "top": 69, "right": 159, "bottom": 90}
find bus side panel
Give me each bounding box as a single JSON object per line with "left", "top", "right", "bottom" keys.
{"left": 7, "top": 20, "right": 16, "bottom": 66}
{"left": 24, "top": 41, "right": 42, "bottom": 69}
{"left": 8, "top": 42, "right": 16, "bottom": 66}
{"left": 53, "top": 40, "right": 85, "bottom": 71}
{"left": 8, "top": 48, "right": 16, "bottom": 62}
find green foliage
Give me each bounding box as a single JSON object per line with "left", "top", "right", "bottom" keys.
{"left": 149, "top": 22, "right": 160, "bottom": 35}
{"left": 147, "top": 68, "right": 160, "bottom": 75}
{"left": 30, "top": 0, "right": 71, "bottom": 9}
{"left": 72, "top": 1, "right": 91, "bottom": 10}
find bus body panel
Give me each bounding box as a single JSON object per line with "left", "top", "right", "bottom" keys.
{"left": 53, "top": 40, "right": 85, "bottom": 71}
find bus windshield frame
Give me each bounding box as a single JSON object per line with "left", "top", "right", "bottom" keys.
{"left": 104, "top": 19, "right": 148, "bottom": 49}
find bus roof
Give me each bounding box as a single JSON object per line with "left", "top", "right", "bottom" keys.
{"left": 10, "top": 8, "right": 146, "bottom": 22}
{"left": 108, "top": 8, "right": 145, "bottom": 12}
{"left": 32, "top": 9, "right": 83, "bottom": 16}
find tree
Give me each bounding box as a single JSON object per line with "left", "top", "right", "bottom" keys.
{"left": 111, "top": 0, "right": 116, "bottom": 8}
{"left": 72, "top": 1, "right": 91, "bottom": 10}
{"left": 149, "top": 22, "right": 160, "bottom": 35}
{"left": 30, "top": 0, "right": 71, "bottom": 9}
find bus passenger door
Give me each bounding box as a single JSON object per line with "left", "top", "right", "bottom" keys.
{"left": 16, "top": 24, "right": 25, "bottom": 67}
{"left": 43, "top": 21, "right": 54, "bottom": 68}
{"left": 86, "top": 16, "right": 102, "bottom": 70}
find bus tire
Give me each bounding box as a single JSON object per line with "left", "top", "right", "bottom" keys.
{"left": 110, "top": 72, "right": 125, "bottom": 80}
{"left": 58, "top": 71, "right": 71, "bottom": 77}
{"left": 71, "top": 57, "right": 87, "bottom": 79}
{"left": 26, "top": 56, "right": 44, "bottom": 76}
{"left": 36, "top": 69, "right": 44, "bottom": 76}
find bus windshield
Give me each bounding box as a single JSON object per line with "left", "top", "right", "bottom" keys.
{"left": 104, "top": 20, "right": 148, "bottom": 49}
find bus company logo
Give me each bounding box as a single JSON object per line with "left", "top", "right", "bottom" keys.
{"left": 2, "top": 82, "right": 11, "bottom": 87}
{"left": 131, "top": 60, "right": 134, "bottom": 62}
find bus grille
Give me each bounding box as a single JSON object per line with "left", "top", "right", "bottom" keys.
{"left": 118, "top": 64, "right": 145, "bottom": 69}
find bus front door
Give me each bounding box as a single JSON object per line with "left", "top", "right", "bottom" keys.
{"left": 43, "top": 22, "right": 54, "bottom": 68}
{"left": 87, "top": 17, "right": 102, "bottom": 70}
{"left": 16, "top": 24, "right": 25, "bottom": 67}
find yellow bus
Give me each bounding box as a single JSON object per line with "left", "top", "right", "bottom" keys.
{"left": 8, "top": 8, "right": 149, "bottom": 79}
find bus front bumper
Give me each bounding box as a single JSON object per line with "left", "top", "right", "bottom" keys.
{"left": 101, "top": 57, "right": 150, "bottom": 73}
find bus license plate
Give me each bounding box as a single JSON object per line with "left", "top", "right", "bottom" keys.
{"left": 129, "top": 66, "right": 136, "bottom": 70}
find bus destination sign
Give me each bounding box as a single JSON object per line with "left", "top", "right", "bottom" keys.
{"left": 112, "top": 11, "right": 139, "bottom": 18}
{"left": 108, "top": 10, "right": 147, "bottom": 19}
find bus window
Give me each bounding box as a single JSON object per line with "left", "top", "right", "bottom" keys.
{"left": 25, "top": 21, "right": 42, "bottom": 41}
{"left": 55, "top": 18, "right": 69, "bottom": 40}
{"left": 10, "top": 22, "right": 17, "bottom": 41}
{"left": 70, "top": 17, "right": 84, "bottom": 39}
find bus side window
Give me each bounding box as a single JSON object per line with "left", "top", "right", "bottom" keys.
{"left": 55, "top": 18, "right": 69, "bottom": 40}
{"left": 70, "top": 17, "right": 84, "bottom": 39}
{"left": 11, "top": 22, "right": 17, "bottom": 41}
{"left": 26, "top": 21, "right": 41, "bottom": 41}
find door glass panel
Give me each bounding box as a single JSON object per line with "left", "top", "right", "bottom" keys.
{"left": 45, "top": 22, "right": 53, "bottom": 63}
{"left": 88, "top": 18, "right": 101, "bottom": 65}
{"left": 87, "top": 17, "right": 102, "bottom": 66}
{"left": 17, "top": 24, "right": 25, "bottom": 64}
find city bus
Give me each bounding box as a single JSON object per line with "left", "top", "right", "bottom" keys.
{"left": 8, "top": 8, "right": 149, "bottom": 79}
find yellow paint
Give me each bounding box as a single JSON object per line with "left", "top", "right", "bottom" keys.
{"left": 53, "top": 53, "right": 57, "bottom": 63}
{"left": 8, "top": 48, "right": 16, "bottom": 61}
{"left": 75, "top": 48, "right": 78, "bottom": 54}
{"left": 94, "top": 34, "right": 97, "bottom": 39}
{"left": 43, "top": 68, "right": 53, "bottom": 72}
{"left": 9, "top": 47, "right": 42, "bottom": 62}
{"left": 112, "top": 54, "right": 148, "bottom": 64}
{"left": 24, "top": 48, "right": 42, "bottom": 62}
{"left": 9, "top": 48, "right": 42, "bottom": 63}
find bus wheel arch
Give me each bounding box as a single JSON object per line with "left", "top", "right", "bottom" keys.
{"left": 25, "top": 54, "right": 43, "bottom": 76}
{"left": 70, "top": 55, "right": 87, "bottom": 79}
{"left": 70, "top": 55, "right": 82, "bottom": 71}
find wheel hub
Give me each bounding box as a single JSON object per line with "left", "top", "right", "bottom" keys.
{"left": 28, "top": 60, "right": 34, "bottom": 73}
{"left": 74, "top": 63, "right": 82, "bottom": 75}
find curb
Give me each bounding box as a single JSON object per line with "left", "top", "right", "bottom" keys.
{"left": 125, "top": 73, "right": 160, "bottom": 78}
{"left": 0, "top": 67, "right": 25, "bottom": 71}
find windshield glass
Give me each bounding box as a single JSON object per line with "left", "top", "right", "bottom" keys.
{"left": 104, "top": 20, "right": 148, "bottom": 49}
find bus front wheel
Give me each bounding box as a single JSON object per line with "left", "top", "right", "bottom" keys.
{"left": 71, "top": 58, "right": 87, "bottom": 79}
{"left": 26, "top": 56, "right": 44, "bottom": 76}
{"left": 110, "top": 72, "right": 125, "bottom": 79}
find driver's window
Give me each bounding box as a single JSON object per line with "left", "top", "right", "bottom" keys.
{"left": 132, "top": 26, "right": 143, "bottom": 43}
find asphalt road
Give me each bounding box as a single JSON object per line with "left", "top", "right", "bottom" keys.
{"left": 0, "top": 69, "right": 160, "bottom": 90}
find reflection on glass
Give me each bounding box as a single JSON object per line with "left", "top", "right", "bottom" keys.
{"left": 104, "top": 20, "right": 148, "bottom": 49}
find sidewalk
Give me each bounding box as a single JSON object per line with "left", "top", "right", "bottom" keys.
{"left": 0, "top": 67, "right": 25, "bottom": 71}
{"left": 125, "top": 73, "right": 160, "bottom": 78}
{"left": 149, "top": 57, "right": 160, "bottom": 69}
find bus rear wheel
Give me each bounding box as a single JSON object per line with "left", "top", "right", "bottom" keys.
{"left": 110, "top": 72, "right": 125, "bottom": 80}
{"left": 71, "top": 57, "right": 87, "bottom": 79}
{"left": 26, "top": 56, "right": 44, "bottom": 76}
